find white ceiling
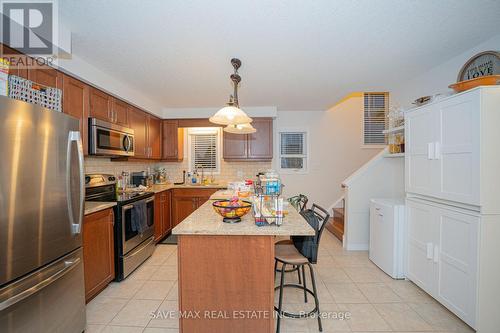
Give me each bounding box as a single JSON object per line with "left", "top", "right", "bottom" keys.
{"left": 60, "top": 0, "right": 500, "bottom": 111}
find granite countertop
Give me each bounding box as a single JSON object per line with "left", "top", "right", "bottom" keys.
{"left": 149, "top": 183, "right": 227, "bottom": 193}
{"left": 172, "top": 200, "right": 315, "bottom": 236}
{"left": 84, "top": 201, "right": 117, "bottom": 215}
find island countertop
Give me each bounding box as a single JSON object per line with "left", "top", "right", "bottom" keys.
{"left": 172, "top": 199, "right": 315, "bottom": 236}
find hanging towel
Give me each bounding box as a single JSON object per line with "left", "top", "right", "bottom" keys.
{"left": 131, "top": 199, "right": 148, "bottom": 234}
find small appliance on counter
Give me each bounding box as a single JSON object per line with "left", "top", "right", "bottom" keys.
{"left": 131, "top": 171, "right": 153, "bottom": 187}
{"left": 85, "top": 174, "right": 155, "bottom": 281}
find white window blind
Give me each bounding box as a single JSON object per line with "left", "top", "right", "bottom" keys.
{"left": 189, "top": 128, "right": 219, "bottom": 172}
{"left": 279, "top": 132, "right": 307, "bottom": 171}
{"left": 364, "top": 92, "right": 388, "bottom": 145}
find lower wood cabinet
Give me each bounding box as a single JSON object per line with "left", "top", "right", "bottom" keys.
{"left": 171, "top": 188, "right": 218, "bottom": 226}
{"left": 83, "top": 208, "right": 115, "bottom": 303}
{"left": 154, "top": 190, "right": 172, "bottom": 242}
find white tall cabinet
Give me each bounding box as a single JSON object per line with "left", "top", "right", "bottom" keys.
{"left": 405, "top": 86, "right": 500, "bottom": 332}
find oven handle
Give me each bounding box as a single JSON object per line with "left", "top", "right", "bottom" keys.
{"left": 145, "top": 197, "right": 154, "bottom": 204}
{"left": 122, "top": 204, "right": 134, "bottom": 216}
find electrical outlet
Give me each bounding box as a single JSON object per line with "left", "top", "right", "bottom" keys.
{"left": 237, "top": 170, "right": 243, "bottom": 178}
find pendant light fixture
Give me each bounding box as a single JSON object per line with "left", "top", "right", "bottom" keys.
{"left": 223, "top": 122, "right": 257, "bottom": 134}
{"left": 209, "top": 58, "right": 253, "bottom": 127}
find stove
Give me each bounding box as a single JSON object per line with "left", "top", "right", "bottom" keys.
{"left": 85, "top": 174, "right": 155, "bottom": 280}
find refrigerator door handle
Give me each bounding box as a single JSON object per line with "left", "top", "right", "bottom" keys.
{"left": 0, "top": 257, "right": 81, "bottom": 311}
{"left": 67, "top": 131, "right": 85, "bottom": 235}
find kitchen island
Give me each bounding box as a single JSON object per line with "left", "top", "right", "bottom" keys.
{"left": 172, "top": 200, "right": 314, "bottom": 333}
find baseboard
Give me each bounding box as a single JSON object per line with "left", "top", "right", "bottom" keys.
{"left": 345, "top": 242, "right": 369, "bottom": 251}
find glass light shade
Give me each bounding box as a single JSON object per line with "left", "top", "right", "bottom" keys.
{"left": 223, "top": 123, "right": 257, "bottom": 134}
{"left": 209, "top": 105, "right": 253, "bottom": 125}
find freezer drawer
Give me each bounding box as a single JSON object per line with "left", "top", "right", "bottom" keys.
{"left": 0, "top": 248, "right": 86, "bottom": 333}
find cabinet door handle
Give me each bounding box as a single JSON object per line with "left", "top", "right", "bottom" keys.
{"left": 426, "top": 243, "right": 433, "bottom": 260}
{"left": 427, "top": 143, "right": 435, "bottom": 160}
{"left": 434, "top": 142, "right": 440, "bottom": 160}
{"left": 433, "top": 245, "right": 439, "bottom": 263}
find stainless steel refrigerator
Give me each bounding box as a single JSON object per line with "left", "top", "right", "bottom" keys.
{"left": 0, "top": 96, "right": 86, "bottom": 333}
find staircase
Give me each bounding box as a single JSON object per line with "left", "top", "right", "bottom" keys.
{"left": 326, "top": 200, "right": 344, "bottom": 242}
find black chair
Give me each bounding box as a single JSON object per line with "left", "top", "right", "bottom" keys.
{"left": 274, "top": 204, "right": 330, "bottom": 333}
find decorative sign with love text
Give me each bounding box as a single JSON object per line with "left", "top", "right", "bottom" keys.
{"left": 457, "top": 51, "right": 500, "bottom": 82}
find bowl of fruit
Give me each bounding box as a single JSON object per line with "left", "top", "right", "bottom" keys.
{"left": 212, "top": 197, "right": 252, "bottom": 223}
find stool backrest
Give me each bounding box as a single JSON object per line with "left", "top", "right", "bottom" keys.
{"left": 292, "top": 203, "right": 330, "bottom": 264}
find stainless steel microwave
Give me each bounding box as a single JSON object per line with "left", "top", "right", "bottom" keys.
{"left": 88, "top": 118, "right": 134, "bottom": 156}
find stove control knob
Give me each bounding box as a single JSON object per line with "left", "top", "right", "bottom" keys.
{"left": 85, "top": 176, "right": 90, "bottom": 184}
{"left": 108, "top": 176, "right": 116, "bottom": 182}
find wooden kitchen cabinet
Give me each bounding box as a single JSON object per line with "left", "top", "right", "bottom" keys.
{"left": 62, "top": 74, "right": 90, "bottom": 155}
{"left": 1, "top": 45, "right": 29, "bottom": 79}
{"left": 148, "top": 115, "right": 162, "bottom": 159}
{"left": 248, "top": 118, "right": 273, "bottom": 159}
{"left": 171, "top": 188, "right": 218, "bottom": 226}
{"left": 223, "top": 117, "right": 273, "bottom": 161}
{"left": 83, "top": 208, "right": 115, "bottom": 303}
{"left": 128, "top": 106, "right": 148, "bottom": 158}
{"left": 223, "top": 131, "right": 248, "bottom": 159}
{"left": 89, "top": 87, "right": 112, "bottom": 123}
{"left": 162, "top": 120, "right": 184, "bottom": 161}
{"left": 112, "top": 98, "right": 129, "bottom": 127}
{"left": 154, "top": 190, "right": 172, "bottom": 242}
{"left": 28, "top": 66, "right": 63, "bottom": 90}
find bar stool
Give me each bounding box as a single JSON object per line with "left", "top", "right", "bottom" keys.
{"left": 274, "top": 204, "right": 330, "bottom": 333}
{"left": 274, "top": 194, "right": 309, "bottom": 283}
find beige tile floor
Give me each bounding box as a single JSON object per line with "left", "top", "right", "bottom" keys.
{"left": 85, "top": 232, "right": 475, "bottom": 333}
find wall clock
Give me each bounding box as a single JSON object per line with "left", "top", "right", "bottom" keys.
{"left": 457, "top": 51, "right": 500, "bottom": 82}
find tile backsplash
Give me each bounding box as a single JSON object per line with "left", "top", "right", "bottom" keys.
{"left": 84, "top": 157, "right": 272, "bottom": 183}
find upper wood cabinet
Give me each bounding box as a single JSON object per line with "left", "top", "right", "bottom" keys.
{"left": 248, "top": 118, "right": 273, "bottom": 159}
{"left": 83, "top": 208, "right": 115, "bottom": 303}
{"left": 89, "top": 87, "right": 130, "bottom": 127}
{"left": 223, "top": 118, "right": 273, "bottom": 161}
{"left": 89, "top": 87, "right": 112, "bottom": 122}
{"left": 162, "top": 120, "right": 184, "bottom": 161}
{"left": 1, "top": 45, "right": 29, "bottom": 79}
{"left": 112, "top": 98, "right": 129, "bottom": 127}
{"left": 28, "top": 66, "right": 63, "bottom": 90}
{"left": 126, "top": 107, "right": 162, "bottom": 160}
{"left": 62, "top": 74, "right": 89, "bottom": 155}
{"left": 148, "top": 115, "right": 162, "bottom": 159}
{"left": 128, "top": 107, "right": 148, "bottom": 158}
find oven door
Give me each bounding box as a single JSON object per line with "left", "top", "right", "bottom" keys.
{"left": 89, "top": 118, "right": 134, "bottom": 157}
{"left": 121, "top": 197, "right": 155, "bottom": 254}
